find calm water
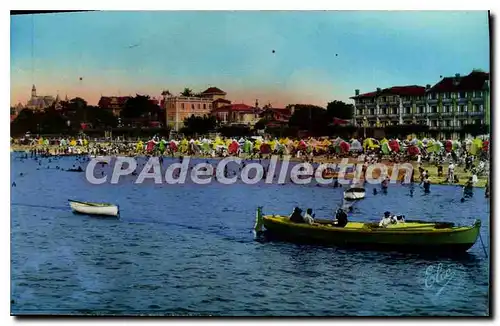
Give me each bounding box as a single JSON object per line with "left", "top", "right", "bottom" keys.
{"left": 10, "top": 154, "right": 490, "bottom": 316}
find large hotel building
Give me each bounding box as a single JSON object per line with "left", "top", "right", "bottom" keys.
{"left": 351, "top": 70, "right": 490, "bottom": 138}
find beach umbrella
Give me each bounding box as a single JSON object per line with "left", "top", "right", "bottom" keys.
{"left": 349, "top": 139, "right": 362, "bottom": 152}
{"left": 260, "top": 143, "right": 271, "bottom": 154}
{"left": 340, "top": 140, "right": 350, "bottom": 153}
{"left": 228, "top": 140, "right": 239, "bottom": 155}
{"left": 297, "top": 140, "right": 307, "bottom": 151}
{"left": 444, "top": 140, "right": 453, "bottom": 153}
{"left": 407, "top": 145, "right": 420, "bottom": 156}
{"left": 470, "top": 138, "right": 483, "bottom": 155}
{"left": 380, "top": 138, "right": 389, "bottom": 144}
{"left": 146, "top": 140, "right": 155, "bottom": 152}
{"left": 381, "top": 142, "right": 391, "bottom": 154}
{"left": 388, "top": 139, "right": 400, "bottom": 152}
{"left": 169, "top": 141, "right": 178, "bottom": 152}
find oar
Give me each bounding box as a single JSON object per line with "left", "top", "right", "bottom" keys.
{"left": 478, "top": 230, "right": 488, "bottom": 258}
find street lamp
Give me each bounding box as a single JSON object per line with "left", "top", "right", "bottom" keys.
{"left": 363, "top": 116, "right": 367, "bottom": 138}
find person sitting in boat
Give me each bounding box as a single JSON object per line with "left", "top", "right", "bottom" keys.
{"left": 334, "top": 208, "right": 348, "bottom": 227}
{"left": 289, "top": 207, "right": 305, "bottom": 223}
{"left": 379, "top": 211, "right": 395, "bottom": 228}
{"left": 394, "top": 215, "right": 405, "bottom": 224}
{"left": 303, "top": 208, "right": 315, "bottom": 225}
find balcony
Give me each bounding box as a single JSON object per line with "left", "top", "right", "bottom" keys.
{"left": 441, "top": 112, "right": 453, "bottom": 116}
{"left": 469, "top": 111, "right": 485, "bottom": 116}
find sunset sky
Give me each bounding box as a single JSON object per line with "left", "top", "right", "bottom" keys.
{"left": 10, "top": 11, "right": 490, "bottom": 107}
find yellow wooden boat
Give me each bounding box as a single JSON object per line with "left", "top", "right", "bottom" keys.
{"left": 255, "top": 208, "right": 481, "bottom": 254}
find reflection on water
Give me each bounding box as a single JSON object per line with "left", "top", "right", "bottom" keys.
{"left": 11, "top": 154, "right": 490, "bottom": 316}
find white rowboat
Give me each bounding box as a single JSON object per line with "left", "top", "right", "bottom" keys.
{"left": 343, "top": 187, "right": 366, "bottom": 200}
{"left": 68, "top": 200, "right": 119, "bottom": 217}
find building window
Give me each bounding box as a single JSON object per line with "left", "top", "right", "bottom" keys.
{"left": 203, "top": 104, "right": 206, "bottom": 110}
{"left": 392, "top": 108, "right": 397, "bottom": 114}
{"left": 459, "top": 91, "right": 466, "bottom": 99}
{"left": 405, "top": 107, "right": 411, "bottom": 114}
{"left": 475, "top": 119, "right": 481, "bottom": 125}
{"left": 370, "top": 108, "right": 374, "bottom": 115}
{"left": 431, "top": 106, "right": 437, "bottom": 113}
{"left": 382, "top": 108, "right": 387, "bottom": 115}
{"left": 191, "top": 104, "right": 195, "bottom": 110}
{"left": 477, "top": 91, "right": 483, "bottom": 98}
{"left": 181, "top": 103, "right": 185, "bottom": 109}
{"left": 209, "top": 104, "right": 213, "bottom": 109}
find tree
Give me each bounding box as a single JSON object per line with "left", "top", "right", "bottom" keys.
{"left": 181, "top": 88, "right": 194, "bottom": 97}
{"left": 326, "top": 100, "right": 354, "bottom": 120}
{"left": 288, "top": 104, "right": 328, "bottom": 135}
{"left": 86, "top": 105, "right": 118, "bottom": 128}
{"left": 181, "top": 115, "right": 217, "bottom": 136}
{"left": 254, "top": 118, "right": 269, "bottom": 130}
{"left": 120, "top": 94, "right": 158, "bottom": 120}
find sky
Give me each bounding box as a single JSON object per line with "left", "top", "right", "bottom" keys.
{"left": 10, "top": 11, "right": 490, "bottom": 107}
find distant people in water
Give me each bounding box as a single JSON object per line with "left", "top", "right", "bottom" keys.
{"left": 463, "top": 177, "right": 474, "bottom": 198}
{"left": 373, "top": 188, "right": 378, "bottom": 195}
{"left": 420, "top": 176, "right": 431, "bottom": 193}
{"left": 11, "top": 182, "right": 16, "bottom": 187}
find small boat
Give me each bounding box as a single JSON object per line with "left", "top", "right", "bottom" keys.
{"left": 254, "top": 208, "right": 481, "bottom": 254}
{"left": 344, "top": 185, "right": 366, "bottom": 200}
{"left": 68, "top": 199, "right": 119, "bottom": 217}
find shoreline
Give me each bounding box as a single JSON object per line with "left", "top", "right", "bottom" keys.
{"left": 11, "top": 146, "right": 488, "bottom": 189}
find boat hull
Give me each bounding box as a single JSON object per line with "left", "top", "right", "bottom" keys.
{"left": 262, "top": 216, "right": 480, "bottom": 254}
{"left": 344, "top": 188, "right": 366, "bottom": 200}
{"left": 69, "top": 200, "right": 119, "bottom": 217}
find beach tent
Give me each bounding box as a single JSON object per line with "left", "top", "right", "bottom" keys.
{"left": 136, "top": 141, "right": 144, "bottom": 152}
{"left": 381, "top": 142, "right": 391, "bottom": 155}
{"left": 470, "top": 138, "right": 483, "bottom": 155}
{"left": 407, "top": 145, "right": 420, "bottom": 156}
{"left": 260, "top": 143, "right": 271, "bottom": 154}
{"left": 339, "top": 140, "right": 350, "bottom": 153}
{"left": 297, "top": 140, "right": 307, "bottom": 151}
{"left": 169, "top": 141, "right": 178, "bottom": 152}
{"left": 363, "top": 138, "right": 379, "bottom": 150}
{"left": 388, "top": 139, "right": 400, "bottom": 152}
{"left": 146, "top": 140, "right": 156, "bottom": 152}
{"left": 482, "top": 140, "right": 489, "bottom": 153}
{"left": 349, "top": 139, "right": 363, "bottom": 152}
{"left": 243, "top": 139, "right": 253, "bottom": 154}
{"left": 444, "top": 140, "right": 453, "bottom": 153}
{"left": 228, "top": 140, "right": 239, "bottom": 155}
{"left": 179, "top": 139, "right": 189, "bottom": 153}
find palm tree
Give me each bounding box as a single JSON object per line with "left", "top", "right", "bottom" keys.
{"left": 161, "top": 89, "right": 171, "bottom": 96}
{"left": 181, "top": 88, "right": 194, "bottom": 97}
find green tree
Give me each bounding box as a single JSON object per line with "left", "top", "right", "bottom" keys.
{"left": 288, "top": 104, "right": 328, "bottom": 134}
{"left": 181, "top": 115, "right": 217, "bottom": 136}
{"left": 120, "top": 94, "right": 158, "bottom": 120}
{"left": 326, "top": 100, "right": 354, "bottom": 120}
{"left": 181, "top": 88, "right": 194, "bottom": 97}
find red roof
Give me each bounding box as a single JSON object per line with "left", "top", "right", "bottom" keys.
{"left": 429, "top": 71, "right": 489, "bottom": 93}
{"left": 201, "top": 87, "right": 226, "bottom": 95}
{"left": 213, "top": 103, "right": 256, "bottom": 113}
{"left": 350, "top": 86, "right": 425, "bottom": 99}
{"left": 331, "top": 117, "right": 350, "bottom": 125}
{"left": 213, "top": 98, "right": 232, "bottom": 104}
{"left": 98, "top": 96, "right": 132, "bottom": 108}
